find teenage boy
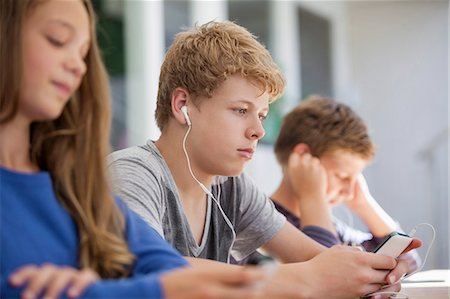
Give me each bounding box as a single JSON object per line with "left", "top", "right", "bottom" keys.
{"left": 109, "top": 21, "right": 419, "bottom": 298}
{"left": 244, "top": 95, "right": 420, "bottom": 271}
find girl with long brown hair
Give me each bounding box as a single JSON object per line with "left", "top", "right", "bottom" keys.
{"left": 0, "top": 1, "right": 264, "bottom": 298}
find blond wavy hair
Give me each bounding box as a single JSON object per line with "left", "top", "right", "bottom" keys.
{"left": 0, "top": 0, "right": 134, "bottom": 278}
{"left": 156, "top": 20, "right": 285, "bottom": 131}
{"left": 275, "top": 95, "right": 375, "bottom": 166}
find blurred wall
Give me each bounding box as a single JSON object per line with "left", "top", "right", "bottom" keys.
{"left": 247, "top": 0, "right": 449, "bottom": 268}
{"left": 347, "top": 0, "right": 448, "bottom": 269}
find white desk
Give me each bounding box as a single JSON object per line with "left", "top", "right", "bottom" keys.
{"left": 401, "top": 269, "right": 450, "bottom": 299}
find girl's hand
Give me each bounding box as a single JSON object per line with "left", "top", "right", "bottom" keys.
{"left": 9, "top": 264, "right": 99, "bottom": 299}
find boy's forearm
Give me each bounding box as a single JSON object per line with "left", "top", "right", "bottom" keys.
{"left": 262, "top": 264, "right": 312, "bottom": 299}
{"left": 262, "top": 222, "right": 325, "bottom": 263}
{"left": 185, "top": 256, "right": 241, "bottom": 269}
{"left": 354, "top": 195, "right": 398, "bottom": 237}
{"left": 186, "top": 257, "right": 316, "bottom": 298}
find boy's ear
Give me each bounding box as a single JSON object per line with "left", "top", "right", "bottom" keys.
{"left": 293, "top": 143, "right": 311, "bottom": 155}
{"left": 171, "top": 87, "right": 191, "bottom": 125}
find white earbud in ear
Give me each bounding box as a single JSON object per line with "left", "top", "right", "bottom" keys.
{"left": 181, "top": 105, "right": 191, "bottom": 126}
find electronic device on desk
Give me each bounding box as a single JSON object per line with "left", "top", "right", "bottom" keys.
{"left": 372, "top": 231, "right": 413, "bottom": 258}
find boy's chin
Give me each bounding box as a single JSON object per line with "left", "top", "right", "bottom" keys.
{"left": 219, "top": 166, "right": 245, "bottom": 177}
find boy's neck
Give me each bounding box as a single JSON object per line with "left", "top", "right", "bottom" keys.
{"left": 155, "top": 128, "right": 215, "bottom": 203}
{"left": 271, "top": 176, "right": 302, "bottom": 218}
{"left": 156, "top": 127, "right": 212, "bottom": 244}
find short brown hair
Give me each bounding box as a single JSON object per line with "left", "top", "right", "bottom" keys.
{"left": 156, "top": 20, "right": 285, "bottom": 131}
{"left": 274, "top": 95, "right": 375, "bottom": 166}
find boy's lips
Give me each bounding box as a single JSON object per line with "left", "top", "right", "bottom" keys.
{"left": 237, "top": 148, "right": 255, "bottom": 159}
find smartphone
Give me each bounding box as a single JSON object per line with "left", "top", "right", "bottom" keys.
{"left": 372, "top": 232, "right": 413, "bottom": 258}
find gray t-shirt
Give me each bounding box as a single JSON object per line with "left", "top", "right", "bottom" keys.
{"left": 108, "top": 140, "right": 286, "bottom": 262}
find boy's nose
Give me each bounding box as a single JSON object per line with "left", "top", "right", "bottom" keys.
{"left": 246, "top": 117, "right": 265, "bottom": 140}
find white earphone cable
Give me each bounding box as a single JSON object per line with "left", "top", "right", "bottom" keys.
{"left": 182, "top": 122, "right": 236, "bottom": 263}
{"left": 403, "top": 223, "right": 436, "bottom": 279}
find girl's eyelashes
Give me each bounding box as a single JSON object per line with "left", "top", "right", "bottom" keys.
{"left": 45, "top": 32, "right": 90, "bottom": 62}
{"left": 46, "top": 35, "right": 66, "bottom": 47}
{"left": 44, "top": 25, "right": 71, "bottom": 48}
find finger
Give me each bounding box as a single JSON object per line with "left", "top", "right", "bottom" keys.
{"left": 386, "top": 259, "right": 410, "bottom": 284}
{"left": 361, "top": 282, "right": 401, "bottom": 299}
{"left": 8, "top": 266, "right": 38, "bottom": 287}
{"left": 299, "top": 152, "right": 312, "bottom": 159}
{"left": 22, "top": 264, "right": 57, "bottom": 299}
{"left": 44, "top": 267, "right": 76, "bottom": 299}
{"left": 402, "top": 238, "right": 422, "bottom": 254}
{"left": 360, "top": 283, "right": 385, "bottom": 298}
{"left": 345, "top": 245, "right": 365, "bottom": 252}
{"left": 67, "top": 269, "right": 100, "bottom": 298}
{"left": 357, "top": 174, "right": 369, "bottom": 189}
{"left": 380, "top": 281, "right": 401, "bottom": 292}
{"left": 353, "top": 177, "right": 362, "bottom": 193}
{"left": 365, "top": 269, "right": 391, "bottom": 285}
{"left": 310, "top": 156, "right": 321, "bottom": 165}
{"left": 365, "top": 252, "right": 397, "bottom": 270}
{"left": 288, "top": 152, "right": 301, "bottom": 167}
{"left": 298, "top": 153, "right": 313, "bottom": 167}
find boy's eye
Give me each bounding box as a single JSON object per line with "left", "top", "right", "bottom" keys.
{"left": 235, "top": 108, "right": 247, "bottom": 115}
{"left": 259, "top": 114, "right": 267, "bottom": 121}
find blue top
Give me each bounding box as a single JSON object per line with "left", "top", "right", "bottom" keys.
{"left": 0, "top": 167, "right": 188, "bottom": 298}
